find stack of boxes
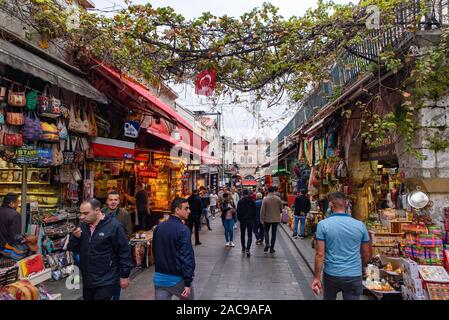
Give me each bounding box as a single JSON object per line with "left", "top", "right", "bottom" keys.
{"left": 402, "top": 259, "right": 425, "bottom": 300}
{"left": 403, "top": 223, "right": 445, "bottom": 265}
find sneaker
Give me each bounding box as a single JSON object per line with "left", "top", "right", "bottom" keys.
{"left": 270, "top": 248, "right": 276, "bottom": 253}
{"left": 246, "top": 250, "right": 251, "bottom": 257}
{"left": 241, "top": 247, "right": 246, "bottom": 253}
{"left": 230, "top": 242, "right": 235, "bottom": 247}
{"left": 225, "top": 242, "right": 230, "bottom": 247}
{"left": 300, "top": 236, "right": 305, "bottom": 239}
{"left": 264, "top": 246, "right": 269, "bottom": 253}
{"left": 292, "top": 234, "right": 297, "bottom": 238}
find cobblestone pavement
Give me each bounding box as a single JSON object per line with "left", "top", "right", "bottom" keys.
{"left": 44, "top": 216, "right": 317, "bottom": 300}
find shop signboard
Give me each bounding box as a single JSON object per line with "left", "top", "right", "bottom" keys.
{"left": 210, "top": 173, "right": 219, "bottom": 191}
{"left": 124, "top": 121, "right": 140, "bottom": 138}
{"left": 139, "top": 171, "right": 158, "bottom": 179}
{"left": 361, "top": 136, "right": 397, "bottom": 162}
{"left": 200, "top": 165, "right": 209, "bottom": 174}
{"left": 209, "top": 166, "right": 218, "bottom": 174}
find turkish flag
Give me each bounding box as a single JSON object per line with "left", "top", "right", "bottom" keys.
{"left": 195, "top": 69, "right": 216, "bottom": 96}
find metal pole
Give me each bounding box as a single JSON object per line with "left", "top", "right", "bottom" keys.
{"left": 21, "top": 165, "right": 27, "bottom": 233}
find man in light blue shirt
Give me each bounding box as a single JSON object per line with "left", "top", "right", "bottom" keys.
{"left": 311, "top": 192, "right": 371, "bottom": 300}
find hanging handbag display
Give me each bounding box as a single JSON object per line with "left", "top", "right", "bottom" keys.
{"left": 3, "top": 127, "right": 23, "bottom": 147}
{"left": 73, "top": 137, "right": 84, "bottom": 164}
{"left": 36, "top": 144, "right": 53, "bottom": 167}
{"left": 40, "top": 121, "right": 59, "bottom": 142}
{"left": 15, "top": 144, "right": 38, "bottom": 165}
{"left": 76, "top": 108, "right": 89, "bottom": 135}
{"left": 68, "top": 103, "right": 79, "bottom": 133}
{"left": 7, "top": 82, "right": 26, "bottom": 107}
{"left": 6, "top": 108, "right": 24, "bottom": 126}
{"left": 63, "top": 137, "right": 74, "bottom": 164}
{"left": 52, "top": 142, "right": 64, "bottom": 166}
{"left": 59, "top": 166, "right": 73, "bottom": 183}
{"left": 87, "top": 103, "right": 98, "bottom": 137}
{"left": 0, "top": 77, "right": 6, "bottom": 102}
{"left": 25, "top": 90, "right": 38, "bottom": 111}
{"left": 23, "top": 112, "right": 43, "bottom": 142}
{"left": 72, "top": 168, "right": 83, "bottom": 182}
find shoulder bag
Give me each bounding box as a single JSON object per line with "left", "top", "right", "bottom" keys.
{"left": 63, "top": 136, "right": 74, "bottom": 164}
{"left": 8, "top": 82, "right": 26, "bottom": 107}
{"left": 52, "top": 142, "right": 64, "bottom": 166}
{"left": 6, "top": 108, "right": 24, "bottom": 126}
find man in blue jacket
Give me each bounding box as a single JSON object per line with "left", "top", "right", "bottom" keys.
{"left": 153, "top": 197, "right": 195, "bottom": 300}
{"left": 68, "top": 198, "right": 133, "bottom": 300}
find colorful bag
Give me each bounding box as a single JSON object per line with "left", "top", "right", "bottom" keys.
{"left": 59, "top": 168, "right": 73, "bottom": 183}
{"left": 77, "top": 108, "right": 89, "bottom": 134}
{"left": 23, "top": 112, "right": 43, "bottom": 142}
{"left": 4, "top": 128, "right": 23, "bottom": 147}
{"left": 36, "top": 145, "right": 53, "bottom": 167}
{"left": 68, "top": 104, "right": 79, "bottom": 133}
{"left": 15, "top": 144, "right": 38, "bottom": 165}
{"left": 40, "top": 122, "right": 59, "bottom": 142}
{"left": 25, "top": 90, "right": 38, "bottom": 111}
{"left": 4, "top": 280, "right": 39, "bottom": 300}
{"left": 63, "top": 137, "right": 74, "bottom": 165}
{"left": 57, "top": 119, "right": 68, "bottom": 140}
{"left": 6, "top": 110, "right": 24, "bottom": 126}
{"left": 0, "top": 102, "right": 5, "bottom": 125}
{"left": 24, "top": 254, "right": 44, "bottom": 276}
{"left": 7, "top": 82, "right": 26, "bottom": 107}
{"left": 73, "top": 137, "right": 84, "bottom": 164}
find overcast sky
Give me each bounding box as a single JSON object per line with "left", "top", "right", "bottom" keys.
{"left": 91, "top": 0, "right": 354, "bottom": 140}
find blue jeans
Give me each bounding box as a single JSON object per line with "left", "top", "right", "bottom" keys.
{"left": 293, "top": 216, "right": 306, "bottom": 237}
{"left": 323, "top": 273, "right": 363, "bottom": 300}
{"left": 223, "top": 219, "right": 235, "bottom": 242}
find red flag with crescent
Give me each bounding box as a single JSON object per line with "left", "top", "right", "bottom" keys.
{"left": 195, "top": 69, "right": 216, "bottom": 96}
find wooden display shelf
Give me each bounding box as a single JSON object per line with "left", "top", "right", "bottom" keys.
{"left": 0, "top": 192, "right": 57, "bottom": 196}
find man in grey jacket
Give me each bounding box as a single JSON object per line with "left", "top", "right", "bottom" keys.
{"left": 260, "top": 186, "right": 283, "bottom": 253}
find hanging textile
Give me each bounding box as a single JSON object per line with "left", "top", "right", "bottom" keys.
{"left": 307, "top": 137, "right": 314, "bottom": 167}
{"left": 297, "top": 139, "right": 304, "bottom": 161}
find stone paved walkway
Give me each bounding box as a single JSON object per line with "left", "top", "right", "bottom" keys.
{"left": 43, "top": 216, "right": 317, "bottom": 300}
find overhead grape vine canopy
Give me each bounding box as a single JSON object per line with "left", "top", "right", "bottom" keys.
{"left": 1, "top": 0, "right": 426, "bottom": 103}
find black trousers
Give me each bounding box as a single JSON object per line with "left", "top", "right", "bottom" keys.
{"left": 83, "top": 285, "right": 116, "bottom": 300}
{"left": 240, "top": 221, "right": 254, "bottom": 250}
{"left": 264, "top": 223, "right": 279, "bottom": 249}
{"left": 188, "top": 215, "right": 201, "bottom": 244}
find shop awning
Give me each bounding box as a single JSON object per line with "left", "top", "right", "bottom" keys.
{"left": 91, "top": 137, "right": 135, "bottom": 159}
{"left": 261, "top": 160, "right": 271, "bottom": 168}
{"left": 202, "top": 155, "right": 220, "bottom": 165}
{"left": 241, "top": 180, "right": 257, "bottom": 186}
{"left": 0, "top": 39, "right": 107, "bottom": 104}
{"left": 303, "top": 118, "right": 325, "bottom": 135}
{"left": 94, "top": 61, "right": 193, "bottom": 131}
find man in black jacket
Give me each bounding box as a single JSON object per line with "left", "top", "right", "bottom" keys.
{"left": 237, "top": 189, "right": 257, "bottom": 257}
{"left": 187, "top": 190, "right": 203, "bottom": 245}
{"left": 293, "top": 189, "right": 311, "bottom": 239}
{"left": 68, "top": 198, "right": 133, "bottom": 300}
{"left": 153, "top": 197, "right": 195, "bottom": 300}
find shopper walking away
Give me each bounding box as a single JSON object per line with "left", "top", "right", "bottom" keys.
{"left": 254, "top": 193, "right": 264, "bottom": 245}
{"left": 311, "top": 192, "right": 371, "bottom": 300}
{"left": 209, "top": 190, "right": 218, "bottom": 218}
{"left": 293, "top": 189, "right": 311, "bottom": 239}
{"left": 200, "top": 189, "right": 212, "bottom": 231}
{"left": 187, "top": 190, "right": 203, "bottom": 245}
{"left": 153, "top": 198, "right": 195, "bottom": 300}
{"left": 221, "top": 193, "right": 236, "bottom": 247}
{"left": 260, "top": 186, "right": 282, "bottom": 253}
{"left": 231, "top": 187, "right": 240, "bottom": 230}
{"left": 68, "top": 199, "right": 133, "bottom": 300}
{"left": 236, "top": 189, "right": 256, "bottom": 257}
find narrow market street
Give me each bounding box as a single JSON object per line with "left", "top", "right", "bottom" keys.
{"left": 44, "top": 217, "right": 316, "bottom": 300}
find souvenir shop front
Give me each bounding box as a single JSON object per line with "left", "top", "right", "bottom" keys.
{"left": 0, "top": 39, "right": 107, "bottom": 299}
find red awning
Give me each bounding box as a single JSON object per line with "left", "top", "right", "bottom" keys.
{"left": 201, "top": 155, "right": 220, "bottom": 165}
{"left": 94, "top": 60, "right": 193, "bottom": 131}
{"left": 241, "top": 180, "right": 257, "bottom": 186}
{"left": 91, "top": 137, "right": 135, "bottom": 159}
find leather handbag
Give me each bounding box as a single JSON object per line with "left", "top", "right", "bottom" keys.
{"left": 52, "top": 142, "right": 64, "bottom": 166}
{"left": 6, "top": 110, "right": 24, "bottom": 126}
{"left": 75, "top": 108, "right": 89, "bottom": 134}
{"left": 40, "top": 121, "right": 59, "bottom": 142}
{"left": 59, "top": 167, "right": 73, "bottom": 183}
{"left": 23, "top": 112, "right": 43, "bottom": 142}
{"left": 68, "top": 104, "right": 79, "bottom": 132}
{"left": 7, "top": 82, "right": 26, "bottom": 107}
{"left": 87, "top": 103, "right": 98, "bottom": 137}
